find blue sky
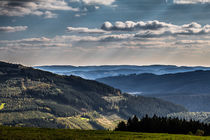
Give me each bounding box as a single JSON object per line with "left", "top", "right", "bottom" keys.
{"left": 1, "top": 0, "right": 210, "bottom": 66}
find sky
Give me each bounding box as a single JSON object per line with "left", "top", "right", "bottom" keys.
{"left": 1, "top": 0, "right": 210, "bottom": 66}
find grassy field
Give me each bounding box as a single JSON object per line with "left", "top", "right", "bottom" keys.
{"left": 0, "top": 126, "right": 210, "bottom": 140}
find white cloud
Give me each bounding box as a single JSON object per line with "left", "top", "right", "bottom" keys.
{"left": 0, "top": 36, "right": 72, "bottom": 49}
{"left": 0, "top": 0, "right": 116, "bottom": 18}
{"left": 67, "top": 27, "right": 107, "bottom": 34}
{"left": 101, "top": 22, "right": 113, "bottom": 30}
{"left": 37, "top": 0, "right": 78, "bottom": 11}
{"left": 52, "top": 34, "right": 135, "bottom": 43}
{"left": 69, "top": 0, "right": 116, "bottom": 14}
{"left": 0, "top": 0, "right": 79, "bottom": 17}
{"left": 81, "top": 0, "right": 115, "bottom": 5}
{"left": 70, "top": 0, "right": 115, "bottom": 5}
{"left": 44, "top": 11, "right": 57, "bottom": 18}
{"left": 182, "top": 22, "right": 202, "bottom": 28}
{"left": 74, "top": 13, "right": 87, "bottom": 17}
{"left": 0, "top": 26, "right": 28, "bottom": 32}
{"left": 101, "top": 20, "right": 210, "bottom": 38}
{"left": 99, "top": 34, "right": 134, "bottom": 42}
{"left": 101, "top": 20, "right": 176, "bottom": 31}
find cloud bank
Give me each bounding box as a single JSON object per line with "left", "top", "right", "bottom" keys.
{"left": 1, "top": 20, "right": 210, "bottom": 66}
{"left": 101, "top": 20, "right": 210, "bottom": 37}
{"left": 0, "top": 0, "right": 116, "bottom": 18}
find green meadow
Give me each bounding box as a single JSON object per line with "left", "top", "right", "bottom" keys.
{"left": 0, "top": 126, "right": 210, "bottom": 140}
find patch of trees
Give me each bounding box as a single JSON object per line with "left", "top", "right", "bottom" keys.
{"left": 115, "top": 115, "right": 210, "bottom": 136}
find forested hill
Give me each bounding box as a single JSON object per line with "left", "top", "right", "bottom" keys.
{"left": 0, "top": 61, "right": 186, "bottom": 129}
{"left": 96, "top": 70, "right": 210, "bottom": 94}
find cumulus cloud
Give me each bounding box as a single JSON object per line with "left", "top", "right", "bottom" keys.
{"left": 101, "top": 20, "right": 175, "bottom": 31}
{"left": 66, "top": 27, "right": 108, "bottom": 34}
{"left": 0, "top": 26, "right": 28, "bottom": 32}
{"left": 135, "top": 22, "right": 210, "bottom": 38}
{"left": 100, "top": 20, "right": 210, "bottom": 38}
{"left": 0, "top": 0, "right": 78, "bottom": 17}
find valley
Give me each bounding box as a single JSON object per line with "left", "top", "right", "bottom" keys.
{"left": 0, "top": 61, "right": 186, "bottom": 129}
{"left": 35, "top": 64, "right": 210, "bottom": 123}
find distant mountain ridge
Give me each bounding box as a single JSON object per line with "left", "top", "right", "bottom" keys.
{"left": 96, "top": 70, "right": 210, "bottom": 94}
{"left": 0, "top": 61, "right": 186, "bottom": 129}
{"left": 35, "top": 65, "right": 210, "bottom": 80}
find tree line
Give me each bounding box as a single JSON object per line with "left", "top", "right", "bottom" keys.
{"left": 115, "top": 115, "right": 210, "bottom": 136}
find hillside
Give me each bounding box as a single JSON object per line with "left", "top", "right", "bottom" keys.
{"left": 151, "top": 94, "right": 210, "bottom": 112}
{"left": 167, "top": 112, "right": 210, "bottom": 122}
{"left": 204, "top": 117, "right": 210, "bottom": 124}
{"left": 96, "top": 71, "right": 210, "bottom": 112}
{"left": 96, "top": 70, "right": 210, "bottom": 94}
{"left": 0, "top": 61, "right": 186, "bottom": 129}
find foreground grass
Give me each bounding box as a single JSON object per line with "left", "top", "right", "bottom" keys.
{"left": 0, "top": 126, "right": 210, "bottom": 140}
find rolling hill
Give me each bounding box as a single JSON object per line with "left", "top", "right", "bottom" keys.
{"left": 151, "top": 94, "right": 210, "bottom": 112}
{"left": 0, "top": 61, "right": 186, "bottom": 129}
{"left": 96, "top": 71, "right": 210, "bottom": 112}
{"left": 96, "top": 70, "right": 210, "bottom": 94}
{"left": 35, "top": 65, "right": 210, "bottom": 80}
